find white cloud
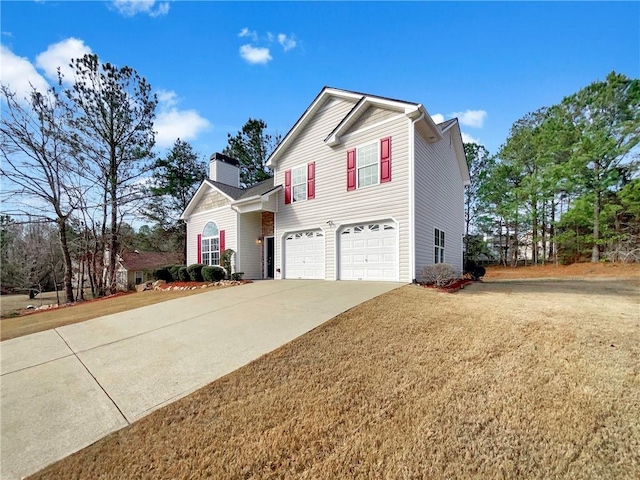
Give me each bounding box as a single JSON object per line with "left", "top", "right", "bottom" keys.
{"left": 237, "top": 29, "right": 298, "bottom": 63}
{"left": 154, "top": 90, "right": 211, "bottom": 148}
{"left": 238, "top": 27, "right": 258, "bottom": 42}
{"left": 35, "top": 38, "right": 92, "bottom": 84}
{"left": 112, "top": 0, "right": 170, "bottom": 17}
{"left": 277, "top": 33, "right": 297, "bottom": 52}
{"left": 0, "top": 45, "right": 50, "bottom": 100}
{"left": 239, "top": 44, "right": 272, "bottom": 65}
{"left": 156, "top": 88, "right": 178, "bottom": 107}
{"left": 461, "top": 132, "right": 482, "bottom": 145}
{"left": 450, "top": 109, "right": 487, "bottom": 128}
{"left": 430, "top": 113, "right": 445, "bottom": 124}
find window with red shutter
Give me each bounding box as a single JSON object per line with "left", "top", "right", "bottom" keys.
{"left": 347, "top": 149, "right": 356, "bottom": 191}
{"left": 380, "top": 136, "right": 391, "bottom": 183}
{"left": 219, "top": 230, "right": 225, "bottom": 258}
{"left": 197, "top": 234, "right": 202, "bottom": 263}
{"left": 307, "top": 162, "right": 315, "bottom": 199}
{"left": 284, "top": 169, "right": 292, "bottom": 204}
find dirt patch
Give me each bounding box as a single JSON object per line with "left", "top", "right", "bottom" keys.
{"left": 29, "top": 275, "right": 640, "bottom": 480}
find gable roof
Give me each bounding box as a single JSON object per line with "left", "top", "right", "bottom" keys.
{"left": 119, "top": 251, "right": 183, "bottom": 271}
{"left": 181, "top": 177, "right": 280, "bottom": 219}
{"left": 436, "top": 118, "right": 471, "bottom": 186}
{"left": 266, "top": 86, "right": 443, "bottom": 166}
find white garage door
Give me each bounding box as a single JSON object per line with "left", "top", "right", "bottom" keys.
{"left": 284, "top": 230, "right": 325, "bottom": 279}
{"left": 340, "top": 221, "right": 398, "bottom": 281}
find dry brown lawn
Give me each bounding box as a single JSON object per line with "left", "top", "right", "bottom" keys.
{"left": 0, "top": 287, "right": 226, "bottom": 341}
{"left": 29, "top": 273, "right": 640, "bottom": 479}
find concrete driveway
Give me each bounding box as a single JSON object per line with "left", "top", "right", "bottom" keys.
{"left": 0, "top": 280, "right": 401, "bottom": 480}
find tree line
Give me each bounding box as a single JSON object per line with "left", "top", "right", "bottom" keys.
{"left": 1, "top": 53, "right": 279, "bottom": 303}
{"left": 465, "top": 72, "right": 639, "bottom": 266}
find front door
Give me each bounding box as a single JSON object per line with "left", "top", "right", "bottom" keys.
{"left": 266, "top": 237, "right": 275, "bottom": 278}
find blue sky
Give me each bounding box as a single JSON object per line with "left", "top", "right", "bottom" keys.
{"left": 1, "top": 1, "right": 639, "bottom": 160}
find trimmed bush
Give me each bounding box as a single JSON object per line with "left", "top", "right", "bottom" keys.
{"left": 153, "top": 266, "right": 174, "bottom": 282}
{"left": 231, "top": 272, "right": 244, "bottom": 281}
{"left": 422, "top": 263, "right": 456, "bottom": 286}
{"left": 177, "top": 266, "right": 190, "bottom": 282}
{"left": 169, "top": 265, "right": 182, "bottom": 280}
{"left": 202, "top": 266, "right": 226, "bottom": 282}
{"left": 187, "top": 263, "right": 205, "bottom": 282}
{"left": 221, "top": 249, "right": 235, "bottom": 279}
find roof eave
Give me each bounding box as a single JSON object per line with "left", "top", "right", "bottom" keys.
{"left": 180, "top": 179, "right": 235, "bottom": 219}
{"left": 266, "top": 87, "right": 362, "bottom": 167}
{"left": 325, "top": 96, "right": 420, "bottom": 147}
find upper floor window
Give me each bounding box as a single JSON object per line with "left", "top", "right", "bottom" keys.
{"left": 285, "top": 162, "right": 315, "bottom": 204}
{"left": 434, "top": 228, "right": 445, "bottom": 264}
{"left": 292, "top": 165, "right": 307, "bottom": 202}
{"left": 202, "top": 221, "right": 220, "bottom": 266}
{"left": 357, "top": 142, "right": 379, "bottom": 188}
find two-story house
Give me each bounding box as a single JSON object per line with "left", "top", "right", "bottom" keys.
{"left": 181, "top": 87, "right": 469, "bottom": 283}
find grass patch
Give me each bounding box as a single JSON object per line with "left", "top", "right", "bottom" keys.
{"left": 0, "top": 287, "right": 226, "bottom": 341}
{"left": 29, "top": 276, "right": 640, "bottom": 479}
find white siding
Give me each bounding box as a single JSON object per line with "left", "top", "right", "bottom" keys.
{"left": 274, "top": 97, "right": 412, "bottom": 282}
{"left": 414, "top": 130, "right": 465, "bottom": 278}
{"left": 209, "top": 160, "right": 240, "bottom": 187}
{"left": 185, "top": 206, "right": 238, "bottom": 269}
{"left": 237, "top": 211, "right": 262, "bottom": 279}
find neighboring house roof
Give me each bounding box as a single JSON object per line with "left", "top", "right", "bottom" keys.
{"left": 119, "top": 251, "right": 183, "bottom": 271}
{"left": 266, "top": 86, "right": 443, "bottom": 167}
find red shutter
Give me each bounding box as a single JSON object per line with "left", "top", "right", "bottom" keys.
{"left": 307, "top": 162, "right": 315, "bottom": 199}
{"left": 219, "top": 230, "right": 225, "bottom": 258}
{"left": 347, "top": 149, "right": 356, "bottom": 191}
{"left": 197, "top": 234, "right": 202, "bottom": 263}
{"left": 380, "top": 136, "right": 391, "bottom": 183}
{"left": 284, "top": 169, "right": 292, "bottom": 204}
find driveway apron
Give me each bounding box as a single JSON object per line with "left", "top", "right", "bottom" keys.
{"left": 0, "top": 280, "right": 401, "bottom": 480}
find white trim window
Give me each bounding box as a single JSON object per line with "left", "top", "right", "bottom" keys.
{"left": 357, "top": 142, "right": 379, "bottom": 188}
{"left": 434, "top": 228, "right": 445, "bottom": 264}
{"left": 134, "top": 271, "right": 144, "bottom": 285}
{"left": 202, "top": 221, "right": 220, "bottom": 266}
{"left": 292, "top": 165, "right": 307, "bottom": 202}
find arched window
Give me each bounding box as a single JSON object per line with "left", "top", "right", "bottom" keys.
{"left": 202, "top": 222, "right": 220, "bottom": 266}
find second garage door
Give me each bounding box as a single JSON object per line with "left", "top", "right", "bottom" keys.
{"left": 284, "top": 230, "right": 325, "bottom": 279}
{"left": 339, "top": 221, "right": 398, "bottom": 281}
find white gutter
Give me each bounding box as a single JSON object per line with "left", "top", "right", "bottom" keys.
{"left": 409, "top": 109, "right": 425, "bottom": 283}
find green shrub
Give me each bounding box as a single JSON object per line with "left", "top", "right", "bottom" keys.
{"left": 231, "top": 272, "right": 244, "bottom": 281}
{"left": 221, "top": 249, "right": 235, "bottom": 279}
{"left": 187, "top": 263, "right": 205, "bottom": 282}
{"left": 177, "top": 266, "right": 190, "bottom": 282}
{"left": 153, "top": 266, "right": 173, "bottom": 282}
{"left": 202, "top": 266, "right": 226, "bottom": 282}
{"left": 169, "top": 265, "right": 182, "bottom": 279}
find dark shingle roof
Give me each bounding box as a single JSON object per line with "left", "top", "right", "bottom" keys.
{"left": 204, "top": 177, "right": 278, "bottom": 201}
{"left": 119, "top": 251, "right": 183, "bottom": 271}
{"left": 437, "top": 118, "right": 457, "bottom": 131}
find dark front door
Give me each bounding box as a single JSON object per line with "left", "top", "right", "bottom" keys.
{"left": 266, "top": 237, "right": 275, "bottom": 278}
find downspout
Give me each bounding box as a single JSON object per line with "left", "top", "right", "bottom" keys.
{"left": 409, "top": 108, "right": 425, "bottom": 283}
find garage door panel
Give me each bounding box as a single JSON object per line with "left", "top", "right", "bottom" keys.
{"left": 284, "top": 230, "right": 325, "bottom": 279}
{"left": 340, "top": 221, "right": 398, "bottom": 281}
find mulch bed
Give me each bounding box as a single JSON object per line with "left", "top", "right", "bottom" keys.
{"left": 419, "top": 278, "right": 476, "bottom": 293}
